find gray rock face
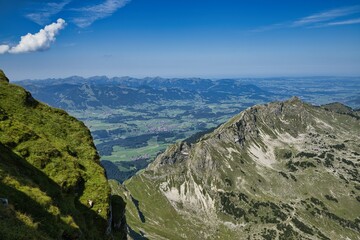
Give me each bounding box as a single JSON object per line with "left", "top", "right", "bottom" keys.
{"left": 124, "top": 98, "right": 360, "bottom": 240}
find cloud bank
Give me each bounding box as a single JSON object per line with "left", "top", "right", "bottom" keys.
{"left": 72, "top": 0, "right": 130, "bottom": 28}
{"left": 0, "top": 19, "right": 66, "bottom": 54}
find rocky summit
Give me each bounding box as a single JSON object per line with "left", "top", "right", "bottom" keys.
{"left": 117, "top": 97, "right": 360, "bottom": 240}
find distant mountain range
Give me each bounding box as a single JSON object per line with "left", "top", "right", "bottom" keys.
{"left": 17, "top": 76, "right": 360, "bottom": 109}
{"left": 17, "top": 76, "right": 272, "bottom": 110}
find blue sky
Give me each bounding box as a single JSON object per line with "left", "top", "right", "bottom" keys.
{"left": 0, "top": 0, "right": 360, "bottom": 80}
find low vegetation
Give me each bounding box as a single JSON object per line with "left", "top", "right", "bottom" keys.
{"left": 0, "top": 73, "right": 112, "bottom": 239}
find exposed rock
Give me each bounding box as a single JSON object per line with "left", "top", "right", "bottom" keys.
{"left": 124, "top": 97, "right": 360, "bottom": 240}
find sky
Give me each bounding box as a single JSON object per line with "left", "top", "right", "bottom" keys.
{"left": 0, "top": 0, "right": 360, "bottom": 80}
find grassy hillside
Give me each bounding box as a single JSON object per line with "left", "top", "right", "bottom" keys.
{"left": 0, "top": 71, "right": 112, "bottom": 239}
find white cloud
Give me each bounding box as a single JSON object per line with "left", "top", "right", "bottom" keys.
{"left": 72, "top": 0, "right": 130, "bottom": 28}
{"left": 293, "top": 5, "right": 360, "bottom": 27}
{"left": 26, "top": 0, "right": 71, "bottom": 25}
{"left": 327, "top": 18, "right": 360, "bottom": 26}
{"left": 252, "top": 5, "right": 360, "bottom": 32}
{"left": 0, "top": 45, "right": 10, "bottom": 54}
{"left": 0, "top": 19, "right": 66, "bottom": 54}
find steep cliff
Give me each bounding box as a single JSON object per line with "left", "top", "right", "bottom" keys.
{"left": 0, "top": 71, "right": 112, "bottom": 239}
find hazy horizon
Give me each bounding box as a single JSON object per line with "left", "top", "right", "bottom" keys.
{"left": 11, "top": 74, "right": 360, "bottom": 82}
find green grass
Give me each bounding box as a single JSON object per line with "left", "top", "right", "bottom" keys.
{"left": 0, "top": 80, "right": 112, "bottom": 239}
{"left": 103, "top": 138, "right": 167, "bottom": 162}
{"left": 121, "top": 175, "right": 208, "bottom": 239}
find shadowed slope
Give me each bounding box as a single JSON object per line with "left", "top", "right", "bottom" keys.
{"left": 0, "top": 71, "right": 112, "bottom": 239}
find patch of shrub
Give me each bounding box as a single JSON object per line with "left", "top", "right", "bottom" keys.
{"left": 325, "top": 195, "right": 338, "bottom": 203}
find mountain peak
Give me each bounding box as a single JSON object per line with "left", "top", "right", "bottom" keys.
{"left": 123, "top": 97, "right": 360, "bottom": 239}
{"left": 288, "top": 96, "right": 301, "bottom": 102}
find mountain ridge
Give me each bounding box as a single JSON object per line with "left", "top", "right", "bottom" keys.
{"left": 17, "top": 77, "right": 270, "bottom": 110}
{"left": 120, "top": 97, "right": 360, "bottom": 239}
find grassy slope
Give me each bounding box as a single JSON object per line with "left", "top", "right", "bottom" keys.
{"left": 0, "top": 77, "right": 111, "bottom": 239}
{"left": 111, "top": 176, "right": 204, "bottom": 240}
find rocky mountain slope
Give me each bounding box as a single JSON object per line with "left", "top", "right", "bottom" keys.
{"left": 0, "top": 71, "right": 117, "bottom": 239}
{"left": 118, "top": 97, "right": 360, "bottom": 239}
